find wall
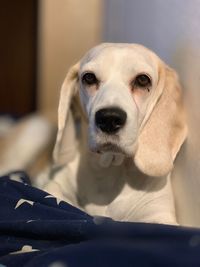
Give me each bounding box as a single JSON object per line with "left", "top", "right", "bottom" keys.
{"left": 37, "top": 0, "right": 102, "bottom": 116}
{"left": 103, "top": 0, "right": 200, "bottom": 226}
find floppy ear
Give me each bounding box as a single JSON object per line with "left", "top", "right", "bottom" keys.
{"left": 134, "top": 65, "right": 187, "bottom": 177}
{"left": 53, "top": 63, "right": 80, "bottom": 165}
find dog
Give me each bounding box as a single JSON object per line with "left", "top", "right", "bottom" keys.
{"left": 0, "top": 114, "right": 56, "bottom": 177}
{"left": 43, "top": 43, "right": 187, "bottom": 224}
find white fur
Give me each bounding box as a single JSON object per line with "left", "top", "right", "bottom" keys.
{"left": 45, "top": 151, "right": 176, "bottom": 224}
{"left": 79, "top": 44, "right": 159, "bottom": 157}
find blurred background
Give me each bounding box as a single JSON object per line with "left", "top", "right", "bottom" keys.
{"left": 1, "top": 0, "right": 199, "bottom": 117}
{"left": 0, "top": 0, "right": 200, "bottom": 226}
{"left": 0, "top": 0, "right": 102, "bottom": 117}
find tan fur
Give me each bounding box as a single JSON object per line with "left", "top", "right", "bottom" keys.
{"left": 134, "top": 66, "right": 187, "bottom": 177}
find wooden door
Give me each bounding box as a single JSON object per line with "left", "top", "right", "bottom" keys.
{"left": 0, "top": 0, "right": 38, "bottom": 117}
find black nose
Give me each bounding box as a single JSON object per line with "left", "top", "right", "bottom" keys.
{"left": 95, "top": 107, "right": 127, "bottom": 134}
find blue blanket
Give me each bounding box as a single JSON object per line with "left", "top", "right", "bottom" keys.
{"left": 0, "top": 171, "right": 200, "bottom": 267}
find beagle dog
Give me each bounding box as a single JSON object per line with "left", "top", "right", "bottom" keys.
{"left": 43, "top": 43, "right": 187, "bottom": 224}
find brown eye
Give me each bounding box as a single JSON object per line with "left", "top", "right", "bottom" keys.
{"left": 134, "top": 74, "right": 151, "bottom": 88}
{"left": 82, "top": 72, "right": 98, "bottom": 85}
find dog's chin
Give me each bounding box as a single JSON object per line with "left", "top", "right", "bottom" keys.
{"left": 89, "top": 130, "right": 138, "bottom": 157}
{"left": 90, "top": 141, "right": 133, "bottom": 158}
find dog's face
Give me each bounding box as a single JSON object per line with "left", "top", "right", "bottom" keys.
{"left": 54, "top": 43, "right": 187, "bottom": 177}
{"left": 79, "top": 44, "right": 160, "bottom": 157}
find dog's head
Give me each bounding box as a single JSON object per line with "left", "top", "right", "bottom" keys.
{"left": 53, "top": 43, "right": 187, "bottom": 177}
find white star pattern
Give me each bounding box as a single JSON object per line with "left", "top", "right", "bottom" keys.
{"left": 15, "top": 199, "right": 34, "bottom": 209}
{"left": 44, "top": 195, "right": 62, "bottom": 205}
{"left": 10, "top": 245, "right": 39, "bottom": 254}
{"left": 26, "top": 220, "right": 35, "bottom": 223}
{"left": 9, "top": 174, "right": 23, "bottom": 183}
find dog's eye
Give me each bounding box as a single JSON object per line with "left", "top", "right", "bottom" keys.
{"left": 134, "top": 74, "right": 151, "bottom": 88}
{"left": 82, "top": 72, "right": 98, "bottom": 85}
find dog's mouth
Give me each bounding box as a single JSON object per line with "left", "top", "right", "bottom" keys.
{"left": 89, "top": 138, "right": 138, "bottom": 167}
{"left": 91, "top": 142, "right": 128, "bottom": 156}
{"left": 89, "top": 125, "right": 138, "bottom": 158}
{"left": 96, "top": 142, "right": 125, "bottom": 154}
{"left": 90, "top": 142, "right": 127, "bottom": 167}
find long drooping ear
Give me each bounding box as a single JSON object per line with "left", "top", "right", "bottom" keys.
{"left": 134, "top": 65, "right": 187, "bottom": 177}
{"left": 53, "top": 63, "right": 80, "bottom": 165}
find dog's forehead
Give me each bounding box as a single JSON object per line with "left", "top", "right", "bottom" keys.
{"left": 80, "top": 43, "right": 159, "bottom": 75}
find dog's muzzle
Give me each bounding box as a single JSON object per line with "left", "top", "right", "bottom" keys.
{"left": 95, "top": 107, "right": 127, "bottom": 134}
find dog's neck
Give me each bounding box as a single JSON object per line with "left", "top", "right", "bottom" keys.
{"left": 47, "top": 141, "right": 176, "bottom": 224}
{"left": 73, "top": 147, "right": 175, "bottom": 223}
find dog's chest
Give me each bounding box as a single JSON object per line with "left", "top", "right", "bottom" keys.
{"left": 77, "top": 160, "right": 149, "bottom": 219}
{"left": 49, "top": 152, "right": 175, "bottom": 223}
{"left": 80, "top": 181, "right": 143, "bottom": 220}
{"left": 74, "top": 155, "right": 175, "bottom": 223}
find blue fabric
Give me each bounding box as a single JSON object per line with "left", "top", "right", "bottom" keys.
{"left": 0, "top": 171, "right": 200, "bottom": 267}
